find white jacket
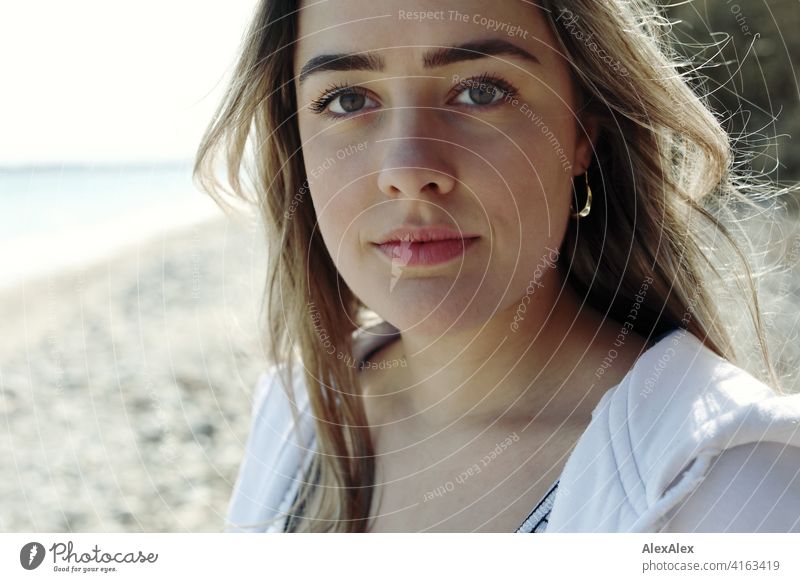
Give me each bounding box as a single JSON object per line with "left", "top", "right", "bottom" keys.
{"left": 547, "top": 327, "right": 800, "bottom": 532}
{"left": 225, "top": 327, "right": 800, "bottom": 532}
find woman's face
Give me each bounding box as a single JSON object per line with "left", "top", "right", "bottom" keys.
{"left": 293, "top": 0, "right": 595, "bottom": 336}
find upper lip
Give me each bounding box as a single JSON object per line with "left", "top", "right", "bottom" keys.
{"left": 372, "top": 225, "right": 480, "bottom": 244}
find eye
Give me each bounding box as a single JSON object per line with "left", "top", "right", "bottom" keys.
{"left": 328, "top": 88, "right": 380, "bottom": 115}
{"left": 308, "top": 84, "right": 379, "bottom": 118}
{"left": 450, "top": 73, "right": 519, "bottom": 108}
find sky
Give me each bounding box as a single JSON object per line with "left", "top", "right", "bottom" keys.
{"left": 0, "top": 0, "right": 260, "bottom": 166}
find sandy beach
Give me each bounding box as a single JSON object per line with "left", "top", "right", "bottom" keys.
{"left": 0, "top": 213, "right": 271, "bottom": 532}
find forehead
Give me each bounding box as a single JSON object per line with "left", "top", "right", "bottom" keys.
{"left": 293, "top": 0, "right": 556, "bottom": 72}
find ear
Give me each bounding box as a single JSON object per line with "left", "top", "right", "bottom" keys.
{"left": 572, "top": 113, "right": 600, "bottom": 177}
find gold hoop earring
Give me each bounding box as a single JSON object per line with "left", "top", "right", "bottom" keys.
{"left": 570, "top": 171, "right": 592, "bottom": 219}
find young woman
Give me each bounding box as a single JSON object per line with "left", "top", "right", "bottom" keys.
{"left": 195, "top": 0, "right": 800, "bottom": 532}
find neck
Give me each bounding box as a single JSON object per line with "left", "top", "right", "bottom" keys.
{"left": 387, "top": 268, "right": 614, "bottom": 431}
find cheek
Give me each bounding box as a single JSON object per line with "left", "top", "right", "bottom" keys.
{"left": 309, "top": 183, "right": 357, "bottom": 265}
{"left": 483, "top": 134, "right": 573, "bottom": 257}
{"left": 304, "top": 152, "right": 372, "bottom": 274}
{"left": 454, "top": 138, "right": 570, "bottom": 310}
{"left": 300, "top": 129, "right": 365, "bottom": 222}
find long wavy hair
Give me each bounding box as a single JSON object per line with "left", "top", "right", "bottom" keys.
{"left": 194, "top": 0, "right": 795, "bottom": 532}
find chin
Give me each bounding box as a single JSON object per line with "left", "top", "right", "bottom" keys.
{"left": 368, "top": 284, "right": 499, "bottom": 337}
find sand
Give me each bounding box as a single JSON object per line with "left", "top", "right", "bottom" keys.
{"left": 0, "top": 213, "right": 271, "bottom": 532}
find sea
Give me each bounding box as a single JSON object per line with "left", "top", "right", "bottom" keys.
{"left": 0, "top": 162, "right": 224, "bottom": 290}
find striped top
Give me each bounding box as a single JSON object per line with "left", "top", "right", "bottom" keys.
{"left": 515, "top": 478, "right": 559, "bottom": 533}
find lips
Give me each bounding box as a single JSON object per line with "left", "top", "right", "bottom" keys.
{"left": 371, "top": 226, "right": 480, "bottom": 267}
{"left": 373, "top": 236, "right": 479, "bottom": 266}
{"left": 373, "top": 225, "right": 479, "bottom": 244}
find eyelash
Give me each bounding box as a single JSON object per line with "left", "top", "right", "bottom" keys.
{"left": 307, "top": 72, "right": 519, "bottom": 119}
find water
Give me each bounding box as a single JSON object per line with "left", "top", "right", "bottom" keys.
{"left": 0, "top": 162, "right": 223, "bottom": 289}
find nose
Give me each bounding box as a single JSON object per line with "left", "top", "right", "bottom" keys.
{"left": 376, "top": 116, "right": 457, "bottom": 199}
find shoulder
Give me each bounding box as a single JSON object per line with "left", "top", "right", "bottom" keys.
{"left": 224, "top": 363, "right": 315, "bottom": 532}
{"left": 613, "top": 328, "right": 800, "bottom": 529}
{"left": 659, "top": 439, "right": 800, "bottom": 531}
{"left": 528, "top": 327, "right": 800, "bottom": 532}
{"left": 224, "top": 320, "right": 400, "bottom": 533}
{"left": 620, "top": 328, "right": 800, "bottom": 461}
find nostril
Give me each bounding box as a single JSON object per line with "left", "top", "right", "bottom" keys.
{"left": 377, "top": 165, "right": 457, "bottom": 198}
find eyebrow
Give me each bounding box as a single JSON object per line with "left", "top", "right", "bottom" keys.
{"left": 298, "top": 38, "right": 540, "bottom": 86}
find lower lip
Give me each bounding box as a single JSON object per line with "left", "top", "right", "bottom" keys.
{"left": 373, "top": 237, "right": 478, "bottom": 266}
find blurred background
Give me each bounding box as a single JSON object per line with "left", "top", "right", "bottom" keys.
{"left": 0, "top": 0, "right": 269, "bottom": 532}
{"left": 0, "top": 1, "right": 798, "bottom": 532}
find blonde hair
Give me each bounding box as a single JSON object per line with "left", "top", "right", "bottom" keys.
{"left": 194, "top": 0, "right": 795, "bottom": 532}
